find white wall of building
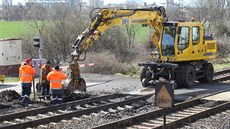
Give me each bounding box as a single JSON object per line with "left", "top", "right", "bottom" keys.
{"left": 0, "top": 39, "right": 22, "bottom": 66}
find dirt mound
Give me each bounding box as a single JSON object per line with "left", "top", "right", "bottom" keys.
{"left": 0, "top": 90, "right": 21, "bottom": 102}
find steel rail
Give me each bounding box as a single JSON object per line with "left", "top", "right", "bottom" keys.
{"left": 213, "top": 73, "right": 230, "bottom": 82}
{"left": 0, "top": 94, "right": 152, "bottom": 129}
{"left": 0, "top": 94, "right": 121, "bottom": 122}
{"left": 92, "top": 88, "right": 230, "bottom": 129}
{"left": 153, "top": 101, "right": 230, "bottom": 129}
{"left": 213, "top": 67, "right": 230, "bottom": 82}
{"left": 214, "top": 68, "right": 230, "bottom": 76}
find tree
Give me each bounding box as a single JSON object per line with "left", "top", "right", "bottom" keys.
{"left": 189, "top": 0, "right": 230, "bottom": 35}
{"left": 1, "top": 0, "right": 13, "bottom": 21}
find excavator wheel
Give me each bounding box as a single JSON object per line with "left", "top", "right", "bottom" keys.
{"left": 63, "top": 78, "right": 86, "bottom": 95}
{"left": 198, "top": 63, "right": 214, "bottom": 83}
{"left": 175, "top": 65, "right": 184, "bottom": 88}
{"left": 140, "top": 66, "right": 152, "bottom": 87}
{"left": 176, "top": 65, "right": 195, "bottom": 88}
{"left": 183, "top": 65, "right": 195, "bottom": 88}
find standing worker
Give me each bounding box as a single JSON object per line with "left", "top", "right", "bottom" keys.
{"left": 19, "top": 58, "right": 35, "bottom": 106}
{"left": 47, "top": 65, "right": 68, "bottom": 105}
{"left": 39, "top": 61, "right": 53, "bottom": 100}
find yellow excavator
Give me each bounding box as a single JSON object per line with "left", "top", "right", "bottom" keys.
{"left": 63, "top": 6, "right": 217, "bottom": 94}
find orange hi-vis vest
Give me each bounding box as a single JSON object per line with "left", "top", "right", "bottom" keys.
{"left": 19, "top": 64, "right": 35, "bottom": 83}
{"left": 47, "top": 70, "right": 68, "bottom": 89}
{"left": 39, "top": 64, "right": 53, "bottom": 83}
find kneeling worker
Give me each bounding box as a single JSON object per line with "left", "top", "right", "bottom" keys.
{"left": 47, "top": 65, "right": 68, "bottom": 105}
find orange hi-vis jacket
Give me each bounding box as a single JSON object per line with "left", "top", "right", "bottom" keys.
{"left": 19, "top": 64, "right": 35, "bottom": 83}
{"left": 47, "top": 70, "right": 68, "bottom": 89}
{"left": 39, "top": 64, "right": 53, "bottom": 84}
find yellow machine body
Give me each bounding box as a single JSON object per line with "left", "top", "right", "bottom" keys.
{"left": 160, "top": 22, "right": 217, "bottom": 62}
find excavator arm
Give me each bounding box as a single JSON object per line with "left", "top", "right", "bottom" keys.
{"left": 71, "top": 6, "right": 167, "bottom": 60}
{"left": 64, "top": 6, "right": 167, "bottom": 94}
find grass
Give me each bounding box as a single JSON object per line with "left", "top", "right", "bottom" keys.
{"left": 4, "top": 77, "right": 40, "bottom": 82}
{"left": 0, "top": 21, "right": 29, "bottom": 38}
{"left": 121, "top": 24, "right": 151, "bottom": 43}
{"left": 213, "top": 63, "right": 230, "bottom": 71}
{"left": 0, "top": 21, "right": 150, "bottom": 41}
{"left": 213, "top": 58, "right": 230, "bottom": 71}
{"left": 4, "top": 77, "right": 20, "bottom": 82}
{"left": 134, "top": 25, "right": 151, "bottom": 43}
{"left": 0, "top": 21, "right": 45, "bottom": 38}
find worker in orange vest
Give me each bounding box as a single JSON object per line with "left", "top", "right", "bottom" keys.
{"left": 47, "top": 65, "right": 68, "bottom": 105}
{"left": 39, "top": 61, "right": 53, "bottom": 99}
{"left": 19, "top": 58, "right": 35, "bottom": 105}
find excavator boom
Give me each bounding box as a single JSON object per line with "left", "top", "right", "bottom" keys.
{"left": 71, "top": 6, "right": 167, "bottom": 60}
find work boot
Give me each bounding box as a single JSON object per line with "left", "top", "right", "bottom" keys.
{"left": 45, "top": 94, "right": 50, "bottom": 100}
{"left": 38, "top": 96, "right": 45, "bottom": 100}
{"left": 21, "top": 102, "right": 28, "bottom": 107}
{"left": 46, "top": 96, "right": 50, "bottom": 100}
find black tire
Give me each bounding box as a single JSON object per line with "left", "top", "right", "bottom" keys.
{"left": 140, "top": 66, "right": 149, "bottom": 87}
{"left": 198, "top": 63, "right": 214, "bottom": 83}
{"left": 176, "top": 65, "right": 195, "bottom": 88}
{"left": 183, "top": 65, "right": 195, "bottom": 87}
{"left": 175, "top": 65, "right": 184, "bottom": 88}
{"left": 140, "top": 66, "right": 147, "bottom": 81}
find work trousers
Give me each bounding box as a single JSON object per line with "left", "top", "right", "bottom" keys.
{"left": 21, "top": 83, "right": 32, "bottom": 104}
{"left": 50, "top": 89, "right": 62, "bottom": 105}
{"left": 41, "top": 83, "right": 50, "bottom": 99}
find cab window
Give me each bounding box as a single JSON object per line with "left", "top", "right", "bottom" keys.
{"left": 178, "top": 26, "right": 189, "bottom": 51}
{"left": 192, "top": 26, "right": 200, "bottom": 44}
{"left": 161, "top": 25, "right": 176, "bottom": 56}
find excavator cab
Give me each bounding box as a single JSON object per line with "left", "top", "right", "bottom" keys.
{"left": 160, "top": 21, "right": 217, "bottom": 63}
{"left": 142, "top": 21, "right": 217, "bottom": 88}
{"left": 161, "top": 23, "right": 176, "bottom": 57}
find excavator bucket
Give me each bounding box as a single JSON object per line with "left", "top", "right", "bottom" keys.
{"left": 63, "top": 78, "right": 86, "bottom": 95}
{"left": 63, "top": 61, "right": 86, "bottom": 95}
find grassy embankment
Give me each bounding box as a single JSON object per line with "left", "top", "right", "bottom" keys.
{"left": 0, "top": 21, "right": 31, "bottom": 38}
{"left": 214, "top": 62, "right": 230, "bottom": 71}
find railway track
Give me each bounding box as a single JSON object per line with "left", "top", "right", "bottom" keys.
{"left": 0, "top": 93, "right": 152, "bottom": 129}
{"left": 92, "top": 88, "right": 230, "bottom": 129}
{"left": 213, "top": 68, "right": 230, "bottom": 82}
{"left": 1, "top": 68, "right": 230, "bottom": 129}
